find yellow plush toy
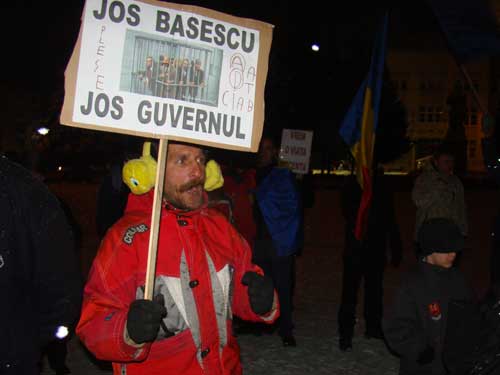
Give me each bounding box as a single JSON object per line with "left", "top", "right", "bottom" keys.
{"left": 122, "top": 142, "right": 157, "bottom": 195}
{"left": 123, "top": 143, "right": 223, "bottom": 195}
{"left": 204, "top": 160, "right": 224, "bottom": 191}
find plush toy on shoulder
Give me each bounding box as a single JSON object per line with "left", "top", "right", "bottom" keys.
{"left": 122, "top": 141, "right": 223, "bottom": 195}
{"left": 122, "top": 142, "right": 157, "bottom": 195}
{"left": 204, "top": 159, "right": 224, "bottom": 192}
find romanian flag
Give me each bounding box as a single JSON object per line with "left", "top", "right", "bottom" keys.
{"left": 339, "top": 14, "right": 388, "bottom": 240}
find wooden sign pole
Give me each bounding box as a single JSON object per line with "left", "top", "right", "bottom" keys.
{"left": 144, "top": 138, "right": 168, "bottom": 300}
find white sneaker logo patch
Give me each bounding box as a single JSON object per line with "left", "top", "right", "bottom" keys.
{"left": 123, "top": 224, "right": 149, "bottom": 245}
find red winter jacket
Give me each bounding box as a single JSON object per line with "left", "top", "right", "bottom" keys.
{"left": 77, "top": 191, "right": 278, "bottom": 375}
{"left": 223, "top": 169, "right": 257, "bottom": 248}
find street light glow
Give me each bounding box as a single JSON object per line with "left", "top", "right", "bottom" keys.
{"left": 55, "top": 325, "right": 69, "bottom": 339}
{"left": 311, "top": 44, "right": 320, "bottom": 52}
{"left": 37, "top": 127, "right": 50, "bottom": 136}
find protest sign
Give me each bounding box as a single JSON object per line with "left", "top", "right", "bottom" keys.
{"left": 61, "top": 0, "right": 273, "bottom": 152}
{"left": 279, "top": 129, "right": 313, "bottom": 174}
{"left": 61, "top": 0, "right": 273, "bottom": 300}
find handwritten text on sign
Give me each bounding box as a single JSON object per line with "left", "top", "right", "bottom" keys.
{"left": 61, "top": 0, "right": 273, "bottom": 151}
{"left": 279, "top": 129, "right": 313, "bottom": 174}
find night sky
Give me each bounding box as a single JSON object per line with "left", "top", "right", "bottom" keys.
{"left": 26, "top": 1, "right": 441, "bottom": 93}
{"left": 4, "top": 0, "right": 444, "bottom": 155}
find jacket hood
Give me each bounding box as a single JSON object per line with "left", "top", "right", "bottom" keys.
{"left": 124, "top": 189, "right": 208, "bottom": 216}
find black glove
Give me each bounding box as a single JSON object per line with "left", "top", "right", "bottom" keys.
{"left": 417, "top": 345, "right": 435, "bottom": 365}
{"left": 241, "top": 272, "right": 274, "bottom": 315}
{"left": 126, "top": 294, "right": 167, "bottom": 344}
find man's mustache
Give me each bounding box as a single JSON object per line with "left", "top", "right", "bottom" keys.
{"left": 179, "top": 179, "right": 204, "bottom": 192}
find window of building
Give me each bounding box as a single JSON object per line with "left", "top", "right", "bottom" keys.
{"left": 435, "top": 106, "right": 442, "bottom": 122}
{"left": 392, "top": 79, "right": 408, "bottom": 92}
{"left": 468, "top": 140, "right": 477, "bottom": 159}
{"left": 466, "top": 106, "right": 478, "bottom": 126}
{"left": 409, "top": 110, "right": 416, "bottom": 124}
{"left": 418, "top": 79, "right": 444, "bottom": 92}
{"left": 418, "top": 106, "right": 426, "bottom": 122}
{"left": 418, "top": 105, "right": 443, "bottom": 123}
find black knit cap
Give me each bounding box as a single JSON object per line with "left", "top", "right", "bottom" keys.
{"left": 418, "top": 218, "right": 464, "bottom": 256}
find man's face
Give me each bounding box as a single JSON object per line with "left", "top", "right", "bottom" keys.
{"left": 162, "top": 57, "right": 169, "bottom": 65}
{"left": 257, "top": 138, "right": 277, "bottom": 168}
{"left": 435, "top": 154, "right": 454, "bottom": 175}
{"left": 163, "top": 144, "right": 206, "bottom": 210}
{"left": 427, "top": 252, "right": 456, "bottom": 268}
{"left": 146, "top": 57, "right": 153, "bottom": 67}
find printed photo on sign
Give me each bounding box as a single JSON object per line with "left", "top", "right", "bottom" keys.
{"left": 61, "top": 0, "right": 273, "bottom": 151}
{"left": 120, "top": 30, "right": 223, "bottom": 107}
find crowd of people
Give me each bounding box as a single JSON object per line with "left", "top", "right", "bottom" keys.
{"left": 135, "top": 55, "right": 205, "bottom": 102}
{"left": 1, "top": 127, "right": 500, "bottom": 374}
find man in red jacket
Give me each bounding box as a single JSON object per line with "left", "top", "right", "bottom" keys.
{"left": 77, "top": 142, "right": 279, "bottom": 375}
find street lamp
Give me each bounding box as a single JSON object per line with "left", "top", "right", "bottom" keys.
{"left": 311, "top": 44, "right": 320, "bottom": 52}
{"left": 37, "top": 127, "right": 50, "bottom": 136}
{"left": 55, "top": 325, "right": 69, "bottom": 339}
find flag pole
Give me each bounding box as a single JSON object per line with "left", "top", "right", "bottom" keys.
{"left": 144, "top": 138, "right": 168, "bottom": 300}
{"left": 459, "top": 64, "right": 488, "bottom": 116}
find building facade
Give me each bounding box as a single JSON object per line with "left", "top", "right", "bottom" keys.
{"left": 387, "top": 50, "right": 494, "bottom": 173}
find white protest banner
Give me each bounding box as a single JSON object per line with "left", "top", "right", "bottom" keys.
{"left": 279, "top": 129, "right": 314, "bottom": 174}
{"left": 61, "top": 0, "right": 273, "bottom": 151}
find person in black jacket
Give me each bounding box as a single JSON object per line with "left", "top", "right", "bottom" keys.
{"left": 95, "top": 137, "right": 141, "bottom": 240}
{"left": 338, "top": 169, "right": 402, "bottom": 351}
{"left": 253, "top": 135, "right": 302, "bottom": 347}
{"left": 384, "top": 218, "right": 475, "bottom": 375}
{"left": 481, "top": 112, "right": 500, "bottom": 286}
{"left": 95, "top": 162, "right": 130, "bottom": 239}
{"left": 0, "top": 155, "right": 82, "bottom": 374}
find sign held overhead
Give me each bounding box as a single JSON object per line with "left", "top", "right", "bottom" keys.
{"left": 61, "top": 0, "right": 273, "bottom": 152}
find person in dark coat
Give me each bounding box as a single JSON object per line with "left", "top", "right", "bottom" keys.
{"left": 42, "top": 196, "right": 83, "bottom": 375}
{"left": 481, "top": 112, "right": 500, "bottom": 286}
{"left": 384, "top": 218, "right": 475, "bottom": 375}
{"left": 0, "top": 155, "right": 82, "bottom": 374}
{"left": 461, "top": 283, "right": 500, "bottom": 375}
{"left": 95, "top": 137, "right": 142, "bottom": 240}
{"left": 253, "top": 135, "right": 302, "bottom": 347}
{"left": 338, "top": 168, "right": 402, "bottom": 351}
{"left": 96, "top": 162, "right": 130, "bottom": 239}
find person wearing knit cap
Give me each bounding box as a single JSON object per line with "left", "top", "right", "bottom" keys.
{"left": 417, "top": 217, "right": 464, "bottom": 261}
{"left": 384, "top": 218, "right": 475, "bottom": 375}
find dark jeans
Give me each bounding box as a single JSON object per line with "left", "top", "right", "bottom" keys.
{"left": 253, "top": 238, "right": 295, "bottom": 337}
{"left": 338, "top": 243, "right": 385, "bottom": 339}
{"left": 44, "top": 339, "right": 68, "bottom": 372}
